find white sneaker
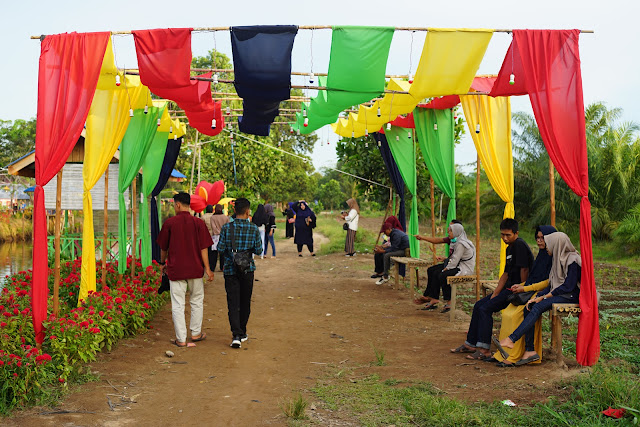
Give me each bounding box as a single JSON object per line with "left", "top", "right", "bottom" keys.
{"left": 230, "top": 336, "right": 241, "bottom": 348}
{"left": 375, "top": 277, "right": 389, "bottom": 285}
{"left": 240, "top": 334, "right": 249, "bottom": 342}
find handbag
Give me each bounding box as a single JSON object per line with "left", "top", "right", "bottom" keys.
{"left": 230, "top": 221, "right": 253, "bottom": 274}
{"left": 507, "top": 291, "right": 536, "bottom": 306}
{"left": 343, "top": 223, "right": 349, "bottom": 231}
{"left": 158, "top": 272, "right": 170, "bottom": 294}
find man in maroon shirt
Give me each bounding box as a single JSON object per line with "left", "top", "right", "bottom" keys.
{"left": 157, "top": 192, "right": 214, "bottom": 348}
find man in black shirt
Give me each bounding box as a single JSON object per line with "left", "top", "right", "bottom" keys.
{"left": 450, "top": 218, "right": 533, "bottom": 359}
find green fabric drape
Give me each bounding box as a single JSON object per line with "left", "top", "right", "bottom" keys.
{"left": 140, "top": 131, "right": 170, "bottom": 267}
{"left": 117, "top": 107, "right": 163, "bottom": 274}
{"left": 414, "top": 108, "right": 457, "bottom": 247}
{"left": 294, "top": 26, "right": 394, "bottom": 134}
{"left": 386, "top": 126, "right": 419, "bottom": 258}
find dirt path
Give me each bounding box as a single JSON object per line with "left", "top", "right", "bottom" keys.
{"left": 10, "top": 224, "right": 578, "bottom": 426}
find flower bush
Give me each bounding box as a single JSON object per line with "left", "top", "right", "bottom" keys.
{"left": 0, "top": 257, "right": 166, "bottom": 414}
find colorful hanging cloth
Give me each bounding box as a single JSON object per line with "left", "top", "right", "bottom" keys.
{"left": 230, "top": 25, "right": 298, "bottom": 136}
{"left": 132, "top": 28, "right": 224, "bottom": 136}
{"left": 80, "top": 39, "right": 147, "bottom": 303}
{"left": 460, "top": 81, "right": 514, "bottom": 274}
{"left": 507, "top": 29, "right": 598, "bottom": 366}
{"left": 33, "top": 31, "right": 110, "bottom": 343}
{"left": 385, "top": 126, "right": 419, "bottom": 257}
{"left": 294, "top": 26, "right": 394, "bottom": 134}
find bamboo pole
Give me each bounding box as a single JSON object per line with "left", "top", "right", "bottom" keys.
{"left": 430, "top": 177, "right": 436, "bottom": 263}
{"left": 131, "top": 178, "right": 138, "bottom": 280}
{"left": 102, "top": 166, "right": 109, "bottom": 286}
{"left": 197, "top": 144, "right": 202, "bottom": 184}
{"left": 549, "top": 158, "right": 556, "bottom": 227}
{"left": 32, "top": 27, "right": 594, "bottom": 38}
{"left": 53, "top": 170, "right": 63, "bottom": 318}
{"left": 475, "top": 156, "right": 481, "bottom": 301}
{"left": 189, "top": 131, "right": 199, "bottom": 194}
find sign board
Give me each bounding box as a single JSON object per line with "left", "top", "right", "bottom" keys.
{"left": 43, "top": 164, "right": 129, "bottom": 211}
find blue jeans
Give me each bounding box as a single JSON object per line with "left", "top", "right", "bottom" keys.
{"left": 509, "top": 293, "right": 579, "bottom": 351}
{"left": 264, "top": 233, "right": 276, "bottom": 257}
{"left": 465, "top": 288, "right": 512, "bottom": 350}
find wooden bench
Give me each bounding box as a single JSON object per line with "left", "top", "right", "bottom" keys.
{"left": 551, "top": 303, "right": 581, "bottom": 364}
{"left": 447, "top": 275, "right": 478, "bottom": 322}
{"left": 390, "top": 256, "right": 433, "bottom": 298}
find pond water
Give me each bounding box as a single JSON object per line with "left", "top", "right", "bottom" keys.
{"left": 0, "top": 241, "right": 33, "bottom": 288}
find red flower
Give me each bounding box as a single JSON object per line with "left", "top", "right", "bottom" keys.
{"left": 0, "top": 322, "right": 6, "bottom": 328}
{"left": 59, "top": 377, "right": 65, "bottom": 383}
{"left": 49, "top": 335, "right": 57, "bottom": 340}
{"left": 13, "top": 373, "right": 18, "bottom": 377}
{"left": 140, "top": 313, "right": 145, "bottom": 318}
{"left": 129, "top": 310, "right": 135, "bottom": 315}
{"left": 98, "top": 311, "right": 104, "bottom": 317}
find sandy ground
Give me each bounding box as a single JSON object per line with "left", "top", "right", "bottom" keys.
{"left": 8, "top": 220, "right": 579, "bottom": 426}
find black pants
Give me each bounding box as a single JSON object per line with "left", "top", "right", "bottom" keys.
{"left": 423, "top": 263, "right": 459, "bottom": 301}
{"left": 297, "top": 243, "right": 314, "bottom": 253}
{"left": 224, "top": 272, "right": 254, "bottom": 337}
{"left": 374, "top": 252, "right": 384, "bottom": 273}
{"left": 208, "top": 247, "right": 217, "bottom": 271}
{"left": 286, "top": 222, "right": 294, "bottom": 238}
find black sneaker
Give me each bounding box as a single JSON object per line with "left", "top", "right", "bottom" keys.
{"left": 240, "top": 334, "right": 248, "bottom": 342}
{"left": 230, "top": 336, "right": 241, "bottom": 348}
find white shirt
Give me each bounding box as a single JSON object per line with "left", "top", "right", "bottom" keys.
{"left": 345, "top": 209, "right": 359, "bottom": 231}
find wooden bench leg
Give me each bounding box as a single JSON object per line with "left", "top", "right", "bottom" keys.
{"left": 409, "top": 265, "right": 415, "bottom": 296}
{"left": 551, "top": 314, "right": 563, "bottom": 365}
{"left": 394, "top": 262, "right": 400, "bottom": 288}
{"left": 449, "top": 283, "right": 456, "bottom": 322}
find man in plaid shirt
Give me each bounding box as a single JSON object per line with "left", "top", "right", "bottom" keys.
{"left": 217, "top": 198, "right": 263, "bottom": 348}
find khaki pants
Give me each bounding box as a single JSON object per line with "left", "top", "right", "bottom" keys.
{"left": 169, "top": 278, "right": 204, "bottom": 343}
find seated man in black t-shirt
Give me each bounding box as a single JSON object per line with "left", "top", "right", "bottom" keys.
{"left": 450, "top": 218, "right": 533, "bottom": 360}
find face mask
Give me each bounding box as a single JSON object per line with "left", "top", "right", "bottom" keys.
{"left": 450, "top": 237, "right": 457, "bottom": 243}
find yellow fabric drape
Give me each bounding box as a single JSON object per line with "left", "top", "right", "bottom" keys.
{"left": 460, "top": 93, "right": 514, "bottom": 274}
{"left": 409, "top": 29, "right": 493, "bottom": 99}
{"left": 332, "top": 29, "right": 493, "bottom": 138}
{"left": 79, "top": 38, "right": 148, "bottom": 303}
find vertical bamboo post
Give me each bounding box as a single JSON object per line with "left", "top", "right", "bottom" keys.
{"left": 197, "top": 144, "right": 202, "bottom": 184}
{"left": 475, "top": 156, "right": 481, "bottom": 301}
{"left": 189, "top": 131, "right": 199, "bottom": 194}
{"left": 131, "top": 177, "right": 137, "bottom": 280}
{"left": 549, "top": 158, "right": 556, "bottom": 227}
{"left": 102, "top": 166, "right": 109, "bottom": 286}
{"left": 53, "top": 170, "right": 63, "bottom": 318}
{"left": 430, "top": 177, "right": 436, "bottom": 263}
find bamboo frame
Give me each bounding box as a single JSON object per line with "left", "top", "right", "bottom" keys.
{"left": 131, "top": 178, "right": 137, "bottom": 280}
{"left": 189, "top": 130, "right": 199, "bottom": 194}
{"left": 430, "top": 176, "right": 436, "bottom": 263}
{"left": 32, "top": 27, "right": 593, "bottom": 38}
{"left": 475, "top": 156, "right": 481, "bottom": 301}
{"left": 549, "top": 158, "right": 556, "bottom": 227}
{"left": 102, "top": 167, "right": 109, "bottom": 286}
{"left": 53, "top": 169, "right": 62, "bottom": 318}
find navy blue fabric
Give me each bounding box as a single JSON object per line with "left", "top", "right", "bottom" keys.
{"left": 230, "top": 26, "right": 298, "bottom": 136}
{"left": 373, "top": 133, "right": 406, "bottom": 231}
{"left": 150, "top": 137, "right": 183, "bottom": 263}
{"left": 525, "top": 225, "right": 557, "bottom": 286}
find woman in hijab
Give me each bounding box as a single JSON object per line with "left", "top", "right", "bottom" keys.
{"left": 209, "top": 204, "right": 230, "bottom": 271}
{"left": 293, "top": 200, "right": 316, "bottom": 256}
{"left": 492, "top": 225, "right": 556, "bottom": 367}
{"left": 283, "top": 202, "right": 295, "bottom": 239}
{"left": 372, "top": 216, "right": 403, "bottom": 278}
{"left": 264, "top": 203, "right": 277, "bottom": 258}
{"left": 252, "top": 204, "right": 268, "bottom": 259}
{"left": 415, "top": 223, "right": 475, "bottom": 313}
{"left": 341, "top": 198, "right": 360, "bottom": 257}
{"left": 497, "top": 231, "right": 581, "bottom": 366}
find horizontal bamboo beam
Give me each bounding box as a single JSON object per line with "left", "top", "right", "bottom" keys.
{"left": 32, "top": 28, "right": 594, "bottom": 39}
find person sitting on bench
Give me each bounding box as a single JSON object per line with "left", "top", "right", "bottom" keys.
{"left": 374, "top": 221, "right": 410, "bottom": 285}
{"left": 372, "top": 216, "right": 404, "bottom": 279}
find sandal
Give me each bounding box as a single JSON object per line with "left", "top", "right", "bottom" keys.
{"left": 496, "top": 361, "right": 516, "bottom": 368}
{"left": 421, "top": 303, "right": 438, "bottom": 311}
{"left": 440, "top": 305, "right": 451, "bottom": 313}
{"left": 465, "top": 350, "right": 489, "bottom": 360}
{"left": 491, "top": 335, "right": 510, "bottom": 359}
{"left": 191, "top": 332, "right": 207, "bottom": 342}
{"left": 450, "top": 344, "right": 475, "bottom": 354}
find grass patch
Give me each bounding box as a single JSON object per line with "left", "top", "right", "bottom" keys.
{"left": 279, "top": 393, "right": 309, "bottom": 420}
{"left": 371, "top": 345, "right": 386, "bottom": 366}
{"left": 313, "top": 365, "right": 640, "bottom": 426}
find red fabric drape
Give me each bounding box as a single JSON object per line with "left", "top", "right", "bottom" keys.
{"left": 132, "top": 29, "right": 223, "bottom": 136}
{"left": 33, "top": 32, "right": 110, "bottom": 343}
{"left": 490, "top": 41, "right": 528, "bottom": 97}
{"left": 513, "top": 29, "right": 599, "bottom": 366}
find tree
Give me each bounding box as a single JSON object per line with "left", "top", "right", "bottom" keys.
{"left": 0, "top": 119, "right": 36, "bottom": 168}
{"left": 315, "top": 179, "right": 344, "bottom": 210}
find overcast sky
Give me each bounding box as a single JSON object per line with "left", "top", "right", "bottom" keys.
{"left": 2, "top": 0, "right": 638, "bottom": 173}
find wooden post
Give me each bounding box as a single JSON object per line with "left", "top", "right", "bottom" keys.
{"left": 189, "top": 131, "right": 199, "bottom": 194}
{"left": 475, "top": 156, "right": 481, "bottom": 301}
{"left": 549, "top": 158, "right": 556, "bottom": 227}
{"left": 197, "top": 144, "right": 202, "bottom": 184}
{"left": 430, "top": 177, "right": 436, "bottom": 263}
{"left": 53, "top": 170, "right": 63, "bottom": 318}
{"left": 102, "top": 166, "right": 109, "bottom": 286}
{"left": 131, "top": 177, "right": 137, "bottom": 280}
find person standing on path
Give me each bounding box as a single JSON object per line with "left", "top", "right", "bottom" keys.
{"left": 293, "top": 200, "right": 316, "bottom": 256}
{"left": 264, "top": 203, "right": 277, "bottom": 258}
{"left": 202, "top": 205, "right": 215, "bottom": 271}
{"left": 252, "top": 204, "right": 268, "bottom": 259}
{"left": 210, "top": 204, "right": 230, "bottom": 271}
{"left": 341, "top": 198, "right": 359, "bottom": 257}
{"left": 283, "top": 202, "right": 295, "bottom": 239}
{"left": 217, "top": 198, "right": 263, "bottom": 348}
{"left": 157, "top": 192, "right": 214, "bottom": 348}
